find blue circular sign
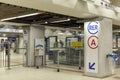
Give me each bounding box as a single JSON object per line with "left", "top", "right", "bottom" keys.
{"left": 87, "top": 22, "right": 99, "bottom": 34}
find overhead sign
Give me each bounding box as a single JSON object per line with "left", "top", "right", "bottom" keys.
{"left": 87, "top": 22, "right": 99, "bottom": 34}
{"left": 87, "top": 36, "right": 98, "bottom": 49}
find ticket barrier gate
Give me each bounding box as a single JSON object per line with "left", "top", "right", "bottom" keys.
{"left": 107, "top": 53, "right": 119, "bottom": 64}
{"left": 0, "top": 42, "right": 11, "bottom": 70}
{"left": 107, "top": 53, "right": 119, "bottom": 74}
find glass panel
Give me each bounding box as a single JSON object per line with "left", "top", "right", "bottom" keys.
{"left": 46, "top": 35, "right": 84, "bottom": 71}
{"left": 10, "top": 48, "right": 23, "bottom": 66}
{"left": 0, "top": 48, "right": 5, "bottom": 68}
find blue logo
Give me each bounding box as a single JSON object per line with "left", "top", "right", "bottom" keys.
{"left": 89, "top": 62, "right": 95, "bottom": 70}
{"left": 87, "top": 22, "right": 98, "bottom": 34}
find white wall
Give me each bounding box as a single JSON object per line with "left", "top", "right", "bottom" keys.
{"left": 18, "top": 36, "right": 24, "bottom": 54}
{"left": 45, "top": 29, "right": 53, "bottom": 37}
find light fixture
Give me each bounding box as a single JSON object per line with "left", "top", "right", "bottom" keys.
{"left": 51, "top": 18, "right": 71, "bottom": 23}
{"left": 58, "top": 32, "right": 64, "bottom": 35}
{"left": 3, "top": 34, "right": 6, "bottom": 37}
{"left": 45, "top": 21, "right": 48, "bottom": 24}
{"left": 1, "top": 13, "right": 40, "bottom": 21}
{"left": 1, "top": 17, "right": 17, "bottom": 21}
{"left": 67, "top": 18, "right": 71, "bottom": 21}
{"left": 79, "top": 26, "right": 81, "bottom": 28}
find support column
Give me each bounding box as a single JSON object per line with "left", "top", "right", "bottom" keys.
{"left": 84, "top": 18, "right": 113, "bottom": 77}
{"left": 27, "top": 25, "right": 45, "bottom": 66}
{"left": 18, "top": 36, "right": 24, "bottom": 54}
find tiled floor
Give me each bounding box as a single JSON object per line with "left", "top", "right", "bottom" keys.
{"left": 0, "top": 49, "right": 120, "bottom": 80}
{"left": 0, "top": 49, "right": 23, "bottom": 67}
{"left": 0, "top": 66, "right": 120, "bottom": 80}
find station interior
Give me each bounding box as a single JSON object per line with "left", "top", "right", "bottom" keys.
{"left": 0, "top": 0, "right": 120, "bottom": 80}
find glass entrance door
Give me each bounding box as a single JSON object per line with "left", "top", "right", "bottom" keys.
{"left": 0, "top": 47, "right": 6, "bottom": 68}
{"left": 0, "top": 40, "right": 10, "bottom": 69}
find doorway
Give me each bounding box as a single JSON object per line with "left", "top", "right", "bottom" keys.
{"left": 0, "top": 33, "right": 25, "bottom": 69}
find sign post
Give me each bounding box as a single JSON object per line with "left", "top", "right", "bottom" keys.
{"left": 34, "top": 39, "right": 44, "bottom": 68}
{"left": 84, "top": 18, "right": 113, "bottom": 77}
{"left": 85, "top": 21, "right": 99, "bottom": 73}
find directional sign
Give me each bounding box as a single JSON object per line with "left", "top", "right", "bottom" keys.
{"left": 87, "top": 36, "right": 98, "bottom": 49}
{"left": 89, "top": 62, "right": 95, "bottom": 70}
{"left": 85, "top": 21, "right": 99, "bottom": 73}
{"left": 87, "top": 22, "right": 99, "bottom": 34}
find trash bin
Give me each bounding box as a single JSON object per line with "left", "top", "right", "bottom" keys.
{"left": 107, "top": 53, "right": 119, "bottom": 64}
{"left": 35, "top": 49, "right": 43, "bottom": 68}
{"left": 35, "top": 49, "right": 39, "bottom": 56}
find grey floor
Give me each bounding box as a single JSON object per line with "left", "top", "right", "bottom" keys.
{"left": 0, "top": 49, "right": 23, "bottom": 67}
{"left": 0, "top": 49, "right": 120, "bottom": 80}
{"left": 0, "top": 66, "right": 120, "bottom": 80}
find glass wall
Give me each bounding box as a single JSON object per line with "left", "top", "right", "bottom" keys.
{"left": 45, "top": 28, "right": 84, "bottom": 71}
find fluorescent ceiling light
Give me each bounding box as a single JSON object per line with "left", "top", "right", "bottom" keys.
{"left": 17, "top": 13, "right": 40, "bottom": 18}
{"left": 45, "top": 21, "right": 48, "bottom": 24}
{"left": 1, "top": 13, "right": 40, "bottom": 21}
{"left": 58, "top": 32, "right": 64, "bottom": 35}
{"left": 51, "top": 18, "right": 71, "bottom": 23}
{"left": 79, "top": 26, "right": 81, "bottom": 28}
{"left": 1, "top": 17, "right": 17, "bottom": 21}
{"left": 3, "top": 34, "right": 6, "bottom": 37}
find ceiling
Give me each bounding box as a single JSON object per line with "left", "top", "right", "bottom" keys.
{"left": 0, "top": 3, "right": 85, "bottom": 28}
{"left": 7, "top": 12, "right": 85, "bottom": 28}
{"left": 110, "top": 0, "right": 120, "bottom": 7}
{"left": 0, "top": 3, "right": 40, "bottom": 19}
{"left": 113, "top": 25, "right": 120, "bottom": 30}
{"left": 0, "top": 2, "right": 119, "bottom": 29}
